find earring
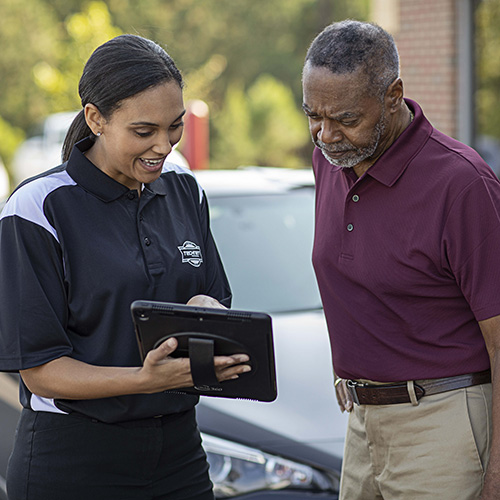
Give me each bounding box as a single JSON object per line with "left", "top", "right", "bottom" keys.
{"left": 96, "top": 131, "right": 102, "bottom": 137}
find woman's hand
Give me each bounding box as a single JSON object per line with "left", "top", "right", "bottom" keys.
{"left": 20, "top": 296, "right": 247, "bottom": 399}
{"left": 187, "top": 294, "right": 227, "bottom": 309}
{"left": 139, "top": 337, "right": 251, "bottom": 393}
{"left": 20, "top": 342, "right": 251, "bottom": 400}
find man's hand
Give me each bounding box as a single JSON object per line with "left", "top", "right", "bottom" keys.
{"left": 478, "top": 314, "right": 500, "bottom": 499}
{"left": 335, "top": 378, "right": 353, "bottom": 413}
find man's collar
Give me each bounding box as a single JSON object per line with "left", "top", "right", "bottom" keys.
{"left": 365, "top": 98, "right": 433, "bottom": 187}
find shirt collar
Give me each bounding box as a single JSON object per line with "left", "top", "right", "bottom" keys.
{"left": 65, "top": 137, "right": 170, "bottom": 201}
{"left": 364, "top": 98, "right": 433, "bottom": 187}
{"left": 147, "top": 176, "right": 170, "bottom": 196}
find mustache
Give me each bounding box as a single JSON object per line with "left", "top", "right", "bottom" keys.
{"left": 315, "top": 139, "right": 354, "bottom": 153}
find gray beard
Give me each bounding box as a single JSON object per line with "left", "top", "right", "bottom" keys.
{"left": 316, "top": 114, "right": 385, "bottom": 169}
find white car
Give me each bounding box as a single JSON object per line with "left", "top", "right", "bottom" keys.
{"left": 11, "top": 111, "right": 78, "bottom": 186}
{"left": 193, "top": 167, "right": 348, "bottom": 498}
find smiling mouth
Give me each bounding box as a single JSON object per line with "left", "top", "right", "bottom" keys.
{"left": 140, "top": 157, "right": 165, "bottom": 171}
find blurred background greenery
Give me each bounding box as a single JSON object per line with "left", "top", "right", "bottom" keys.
{"left": 477, "top": 0, "right": 500, "bottom": 141}
{"left": 0, "top": 0, "right": 499, "bottom": 190}
{"left": 0, "top": 0, "right": 369, "bottom": 181}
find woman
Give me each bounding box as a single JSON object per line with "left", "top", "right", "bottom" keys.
{"left": 0, "top": 35, "right": 249, "bottom": 500}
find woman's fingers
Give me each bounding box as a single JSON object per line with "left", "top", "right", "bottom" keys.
{"left": 146, "top": 337, "right": 178, "bottom": 364}
{"left": 144, "top": 341, "right": 252, "bottom": 388}
{"left": 187, "top": 295, "right": 227, "bottom": 309}
{"left": 214, "top": 354, "right": 251, "bottom": 381}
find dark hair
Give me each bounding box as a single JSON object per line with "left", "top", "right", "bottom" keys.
{"left": 304, "top": 20, "right": 399, "bottom": 100}
{"left": 62, "top": 34, "right": 183, "bottom": 161}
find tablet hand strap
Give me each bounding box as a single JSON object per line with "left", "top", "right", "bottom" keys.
{"left": 189, "top": 338, "right": 220, "bottom": 388}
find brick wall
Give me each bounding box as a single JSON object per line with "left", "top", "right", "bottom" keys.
{"left": 373, "top": 0, "right": 459, "bottom": 138}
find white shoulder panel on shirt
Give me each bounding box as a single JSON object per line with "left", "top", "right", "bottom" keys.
{"left": 0, "top": 170, "right": 76, "bottom": 243}
{"left": 162, "top": 161, "right": 204, "bottom": 204}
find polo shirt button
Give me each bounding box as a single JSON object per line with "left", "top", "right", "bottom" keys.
{"left": 347, "top": 224, "right": 354, "bottom": 232}
{"left": 352, "top": 195, "right": 359, "bottom": 202}
{"left": 127, "top": 192, "right": 135, "bottom": 200}
{"left": 144, "top": 237, "right": 151, "bottom": 246}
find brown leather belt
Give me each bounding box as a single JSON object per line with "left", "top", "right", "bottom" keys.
{"left": 346, "top": 370, "right": 491, "bottom": 406}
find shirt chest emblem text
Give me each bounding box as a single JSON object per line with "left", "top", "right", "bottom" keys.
{"left": 178, "top": 241, "right": 203, "bottom": 268}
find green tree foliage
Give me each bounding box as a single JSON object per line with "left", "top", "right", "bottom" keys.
{"left": 102, "top": 0, "right": 369, "bottom": 168}
{"left": 211, "top": 83, "right": 254, "bottom": 170}
{"left": 212, "top": 75, "right": 310, "bottom": 169}
{"left": 0, "top": 118, "right": 24, "bottom": 168}
{"left": 0, "top": 0, "right": 59, "bottom": 164}
{"left": 0, "top": 0, "right": 121, "bottom": 176}
{"left": 34, "top": 2, "right": 122, "bottom": 113}
{"left": 247, "top": 75, "right": 311, "bottom": 167}
{"left": 0, "top": 0, "right": 369, "bottom": 183}
{"left": 476, "top": 0, "right": 500, "bottom": 139}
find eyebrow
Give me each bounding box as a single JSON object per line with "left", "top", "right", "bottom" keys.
{"left": 302, "top": 104, "right": 359, "bottom": 121}
{"left": 130, "top": 110, "right": 186, "bottom": 127}
{"left": 334, "top": 112, "right": 359, "bottom": 120}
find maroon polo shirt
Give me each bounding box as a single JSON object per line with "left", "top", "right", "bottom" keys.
{"left": 312, "top": 98, "right": 500, "bottom": 382}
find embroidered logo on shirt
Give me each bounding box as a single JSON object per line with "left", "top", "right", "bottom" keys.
{"left": 177, "top": 241, "right": 203, "bottom": 268}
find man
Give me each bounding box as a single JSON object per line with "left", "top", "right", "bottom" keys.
{"left": 302, "top": 20, "right": 500, "bottom": 500}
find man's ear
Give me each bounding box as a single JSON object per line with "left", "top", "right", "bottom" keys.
{"left": 385, "top": 78, "right": 404, "bottom": 114}
{"left": 84, "top": 103, "right": 105, "bottom": 136}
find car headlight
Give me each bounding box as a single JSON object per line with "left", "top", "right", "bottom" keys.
{"left": 201, "top": 433, "right": 339, "bottom": 498}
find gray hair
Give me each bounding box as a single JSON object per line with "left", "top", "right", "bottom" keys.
{"left": 304, "top": 20, "right": 400, "bottom": 99}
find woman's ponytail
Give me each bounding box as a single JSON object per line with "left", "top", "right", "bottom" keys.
{"left": 62, "top": 110, "right": 93, "bottom": 162}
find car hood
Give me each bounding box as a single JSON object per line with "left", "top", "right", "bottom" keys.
{"left": 198, "top": 309, "right": 348, "bottom": 458}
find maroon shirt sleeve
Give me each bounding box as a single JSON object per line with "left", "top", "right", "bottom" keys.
{"left": 443, "top": 175, "right": 500, "bottom": 321}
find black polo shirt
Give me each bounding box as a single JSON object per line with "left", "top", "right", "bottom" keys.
{"left": 0, "top": 138, "right": 231, "bottom": 423}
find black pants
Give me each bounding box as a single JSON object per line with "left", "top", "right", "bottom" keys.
{"left": 7, "top": 408, "right": 214, "bottom": 500}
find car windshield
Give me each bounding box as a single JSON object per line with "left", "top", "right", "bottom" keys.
{"left": 208, "top": 187, "right": 322, "bottom": 313}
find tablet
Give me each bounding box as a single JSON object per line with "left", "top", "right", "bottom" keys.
{"left": 131, "top": 300, "right": 277, "bottom": 402}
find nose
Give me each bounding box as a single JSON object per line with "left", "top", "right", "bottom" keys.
{"left": 317, "top": 119, "right": 343, "bottom": 144}
{"left": 152, "top": 131, "right": 173, "bottom": 156}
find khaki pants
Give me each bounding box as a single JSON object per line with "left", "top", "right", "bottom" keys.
{"left": 340, "top": 383, "right": 492, "bottom": 500}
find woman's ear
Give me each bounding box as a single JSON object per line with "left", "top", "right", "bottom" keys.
{"left": 84, "top": 104, "right": 104, "bottom": 136}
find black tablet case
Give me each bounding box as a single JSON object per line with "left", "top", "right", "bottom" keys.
{"left": 131, "top": 300, "right": 277, "bottom": 402}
